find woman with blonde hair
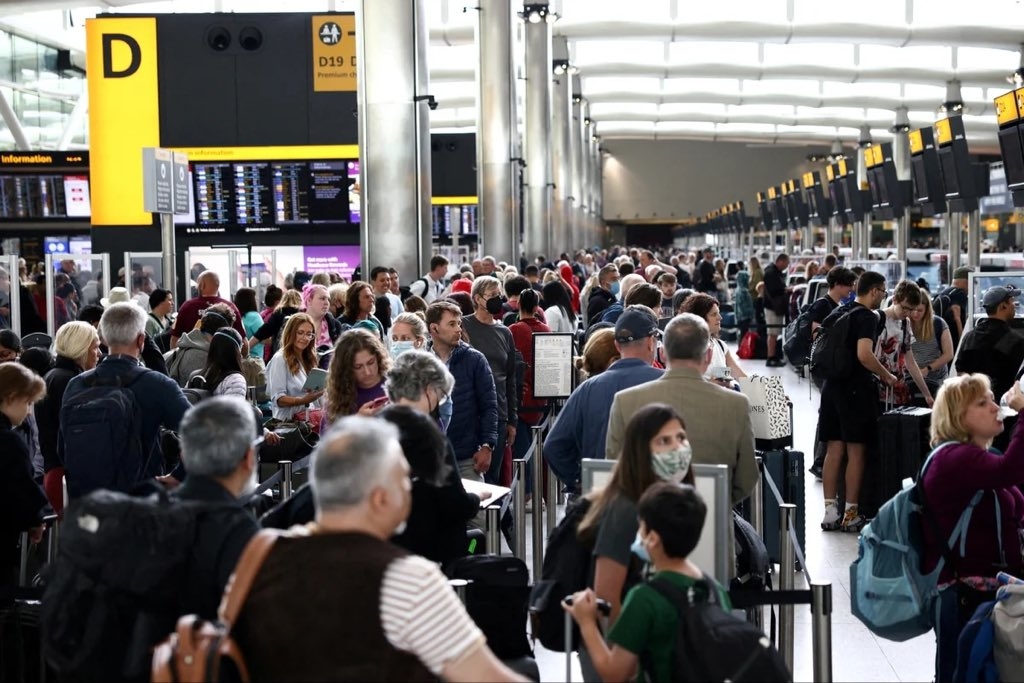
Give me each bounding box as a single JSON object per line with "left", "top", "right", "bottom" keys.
{"left": 748, "top": 256, "right": 764, "bottom": 297}
{"left": 266, "top": 313, "right": 322, "bottom": 420}
{"left": 324, "top": 328, "right": 392, "bottom": 426}
{"left": 35, "top": 320, "right": 100, "bottom": 513}
{"left": 909, "top": 294, "right": 954, "bottom": 401}
{"left": 921, "top": 374, "right": 1024, "bottom": 682}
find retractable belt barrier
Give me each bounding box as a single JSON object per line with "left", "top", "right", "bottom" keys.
{"left": 746, "top": 462, "right": 833, "bottom": 683}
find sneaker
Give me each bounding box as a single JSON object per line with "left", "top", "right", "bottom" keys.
{"left": 840, "top": 507, "right": 867, "bottom": 533}
{"left": 821, "top": 501, "right": 841, "bottom": 531}
{"left": 808, "top": 465, "right": 823, "bottom": 480}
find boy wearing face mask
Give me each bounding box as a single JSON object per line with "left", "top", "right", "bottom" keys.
{"left": 565, "top": 483, "right": 727, "bottom": 683}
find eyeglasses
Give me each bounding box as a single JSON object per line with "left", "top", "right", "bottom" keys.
{"left": 874, "top": 287, "right": 887, "bottom": 295}
{"left": 297, "top": 332, "right": 316, "bottom": 339}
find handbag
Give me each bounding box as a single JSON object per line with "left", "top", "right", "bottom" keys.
{"left": 737, "top": 331, "right": 758, "bottom": 360}
{"left": 993, "top": 582, "right": 1024, "bottom": 681}
{"left": 736, "top": 375, "right": 793, "bottom": 450}
{"left": 261, "top": 418, "right": 318, "bottom": 463}
{"left": 152, "top": 531, "right": 281, "bottom": 683}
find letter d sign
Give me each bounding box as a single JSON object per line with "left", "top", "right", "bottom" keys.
{"left": 102, "top": 33, "right": 141, "bottom": 78}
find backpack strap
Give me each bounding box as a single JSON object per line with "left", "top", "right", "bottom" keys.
{"left": 218, "top": 530, "right": 282, "bottom": 628}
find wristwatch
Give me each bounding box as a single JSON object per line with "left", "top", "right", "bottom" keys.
{"left": 477, "top": 444, "right": 494, "bottom": 453}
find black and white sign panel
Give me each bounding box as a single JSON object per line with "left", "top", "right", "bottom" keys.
{"left": 532, "top": 333, "right": 575, "bottom": 399}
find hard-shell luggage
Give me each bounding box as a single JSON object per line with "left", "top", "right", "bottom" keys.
{"left": 1, "top": 598, "right": 54, "bottom": 683}
{"left": 760, "top": 450, "right": 806, "bottom": 567}
{"left": 562, "top": 595, "right": 610, "bottom": 683}
{"left": 863, "top": 406, "right": 932, "bottom": 519}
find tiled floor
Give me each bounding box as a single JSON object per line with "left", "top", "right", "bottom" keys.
{"left": 520, "top": 352, "right": 937, "bottom": 682}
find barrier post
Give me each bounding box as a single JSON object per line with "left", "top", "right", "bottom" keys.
{"left": 749, "top": 456, "right": 765, "bottom": 630}
{"left": 485, "top": 506, "right": 502, "bottom": 557}
{"left": 451, "top": 578, "right": 471, "bottom": 605}
{"left": 811, "top": 581, "right": 834, "bottom": 683}
{"left": 514, "top": 458, "right": 528, "bottom": 561}
{"left": 531, "top": 426, "right": 545, "bottom": 578}
{"left": 280, "top": 460, "right": 293, "bottom": 500}
{"left": 46, "top": 518, "right": 59, "bottom": 566}
{"left": 778, "top": 503, "right": 796, "bottom": 673}
{"left": 546, "top": 457, "right": 559, "bottom": 534}
{"left": 18, "top": 532, "right": 29, "bottom": 586}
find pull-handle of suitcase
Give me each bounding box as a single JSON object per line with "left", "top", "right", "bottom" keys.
{"left": 563, "top": 596, "right": 611, "bottom": 682}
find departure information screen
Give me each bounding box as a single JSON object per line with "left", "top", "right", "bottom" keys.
{"left": 186, "top": 158, "right": 357, "bottom": 234}
{"left": 0, "top": 174, "right": 92, "bottom": 221}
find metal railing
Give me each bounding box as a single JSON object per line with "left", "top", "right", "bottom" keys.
{"left": 743, "top": 459, "right": 834, "bottom": 683}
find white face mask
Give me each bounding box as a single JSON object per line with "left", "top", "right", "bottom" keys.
{"left": 391, "top": 340, "right": 416, "bottom": 357}
{"left": 651, "top": 444, "right": 693, "bottom": 483}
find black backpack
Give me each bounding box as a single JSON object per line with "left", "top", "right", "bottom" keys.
{"left": 41, "top": 489, "right": 218, "bottom": 682}
{"left": 932, "top": 287, "right": 961, "bottom": 346}
{"left": 781, "top": 303, "right": 814, "bottom": 367}
{"left": 731, "top": 512, "right": 770, "bottom": 593}
{"left": 528, "top": 497, "right": 593, "bottom": 651}
{"left": 808, "top": 303, "right": 859, "bottom": 382}
{"left": 646, "top": 577, "right": 790, "bottom": 683}
{"left": 59, "top": 365, "right": 153, "bottom": 499}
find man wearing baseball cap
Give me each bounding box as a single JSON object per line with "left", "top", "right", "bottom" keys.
{"left": 955, "top": 284, "right": 1024, "bottom": 451}
{"left": 544, "top": 306, "right": 663, "bottom": 498}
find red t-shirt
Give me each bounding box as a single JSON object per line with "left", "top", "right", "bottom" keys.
{"left": 171, "top": 295, "right": 245, "bottom": 338}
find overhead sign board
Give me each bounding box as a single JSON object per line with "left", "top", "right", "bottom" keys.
{"left": 311, "top": 14, "right": 357, "bottom": 92}
{"left": 143, "top": 147, "right": 189, "bottom": 215}
{"left": 172, "top": 151, "right": 189, "bottom": 214}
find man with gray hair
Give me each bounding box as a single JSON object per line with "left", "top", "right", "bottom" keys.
{"left": 234, "top": 416, "right": 526, "bottom": 682}
{"left": 174, "top": 396, "right": 260, "bottom": 619}
{"left": 59, "top": 302, "right": 191, "bottom": 498}
{"left": 605, "top": 312, "right": 757, "bottom": 505}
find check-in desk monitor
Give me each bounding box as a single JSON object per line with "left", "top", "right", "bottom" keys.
{"left": 934, "top": 116, "right": 990, "bottom": 213}
{"left": 994, "top": 89, "right": 1024, "bottom": 208}
{"left": 825, "top": 162, "right": 851, "bottom": 226}
{"left": 782, "top": 179, "right": 810, "bottom": 227}
{"left": 864, "top": 143, "right": 911, "bottom": 220}
{"left": 802, "top": 171, "right": 833, "bottom": 228}
{"left": 756, "top": 191, "right": 775, "bottom": 230}
{"left": 909, "top": 127, "right": 947, "bottom": 216}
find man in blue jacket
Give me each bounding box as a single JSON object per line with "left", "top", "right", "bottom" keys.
{"left": 545, "top": 306, "right": 663, "bottom": 496}
{"left": 426, "top": 300, "right": 498, "bottom": 482}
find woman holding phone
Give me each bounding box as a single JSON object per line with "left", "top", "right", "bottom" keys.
{"left": 323, "top": 329, "right": 392, "bottom": 431}
{"left": 266, "top": 313, "right": 323, "bottom": 420}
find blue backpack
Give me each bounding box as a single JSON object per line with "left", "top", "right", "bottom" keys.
{"left": 850, "top": 443, "right": 997, "bottom": 641}
{"left": 953, "top": 601, "right": 1000, "bottom": 683}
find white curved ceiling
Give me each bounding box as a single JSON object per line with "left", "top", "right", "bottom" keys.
{"left": 1, "top": 0, "right": 1021, "bottom": 151}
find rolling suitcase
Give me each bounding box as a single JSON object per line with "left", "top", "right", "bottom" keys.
{"left": 446, "top": 554, "right": 533, "bottom": 662}
{"left": 759, "top": 450, "right": 805, "bottom": 567}
{"left": 864, "top": 406, "right": 933, "bottom": 519}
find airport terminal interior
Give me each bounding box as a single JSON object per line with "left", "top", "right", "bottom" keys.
{"left": 5, "top": 0, "right": 1024, "bottom": 681}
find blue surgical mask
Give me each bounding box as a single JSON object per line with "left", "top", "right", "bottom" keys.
{"left": 390, "top": 340, "right": 416, "bottom": 357}
{"left": 610, "top": 281, "right": 621, "bottom": 297}
{"left": 651, "top": 444, "right": 693, "bottom": 483}
{"left": 630, "top": 532, "right": 651, "bottom": 564}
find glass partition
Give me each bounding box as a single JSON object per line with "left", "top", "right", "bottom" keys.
{"left": 966, "top": 271, "right": 1024, "bottom": 336}
{"left": 0, "top": 253, "right": 20, "bottom": 334}
{"left": 843, "top": 259, "right": 907, "bottom": 293}
{"left": 44, "top": 252, "right": 110, "bottom": 335}
{"left": 124, "top": 252, "right": 166, "bottom": 312}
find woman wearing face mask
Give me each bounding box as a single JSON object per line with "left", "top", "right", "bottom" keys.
{"left": 389, "top": 312, "right": 428, "bottom": 358}
{"left": 574, "top": 403, "right": 694, "bottom": 678}
{"left": 323, "top": 328, "right": 392, "bottom": 430}
{"left": 0, "top": 363, "right": 48, "bottom": 589}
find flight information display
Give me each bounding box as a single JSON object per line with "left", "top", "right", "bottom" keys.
{"left": 431, "top": 204, "right": 478, "bottom": 238}
{"left": 0, "top": 174, "right": 91, "bottom": 221}
{"left": 185, "top": 158, "right": 358, "bottom": 233}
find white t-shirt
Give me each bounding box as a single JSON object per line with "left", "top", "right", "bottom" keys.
{"left": 703, "top": 337, "right": 732, "bottom": 379}
{"left": 545, "top": 305, "right": 575, "bottom": 334}
{"left": 380, "top": 555, "right": 486, "bottom": 674}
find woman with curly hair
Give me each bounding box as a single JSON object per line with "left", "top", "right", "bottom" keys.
{"left": 324, "top": 328, "right": 392, "bottom": 428}
{"left": 266, "top": 313, "right": 322, "bottom": 420}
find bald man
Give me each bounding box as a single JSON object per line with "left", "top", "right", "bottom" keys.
{"left": 169, "top": 270, "right": 245, "bottom": 348}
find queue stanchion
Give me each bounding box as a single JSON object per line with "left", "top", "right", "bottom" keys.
{"left": 451, "top": 578, "right": 471, "bottom": 605}
{"left": 280, "top": 460, "right": 293, "bottom": 500}
{"left": 778, "top": 503, "right": 796, "bottom": 673}
{"left": 514, "top": 458, "right": 528, "bottom": 561}
{"left": 749, "top": 457, "right": 765, "bottom": 630}
{"left": 485, "top": 506, "right": 502, "bottom": 557}
{"left": 531, "top": 425, "right": 545, "bottom": 579}
{"left": 18, "top": 532, "right": 30, "bottom": 587}
{"left": 811, "top": 581, "right": 834, "bottom": 683}
{"left": 545, "top": 456, "right": 559, "bottom": 534}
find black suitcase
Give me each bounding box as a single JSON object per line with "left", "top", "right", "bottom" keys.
{"left": 759, "top": 450, "right": 805, "bottom": 567}
{"left": 445, "top": 554, "right": 533, "bottom": 661}
{"left": 864, "top": 406, "right": 932, "bottom": 518}
{"left": 1, "top": 598, "right": 54, "bottom": 683}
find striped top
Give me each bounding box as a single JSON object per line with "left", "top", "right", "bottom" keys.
{"left": 911, "top": 315, "right": 949, "bottom": 383}
{"left": 380, "top": 555, "right": 486, "bottom": 674}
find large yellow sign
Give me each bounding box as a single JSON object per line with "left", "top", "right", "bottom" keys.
{"left": 312, "top": 15, "right": 357, "bottom": 92}
{"left": 86, "top": 17, "right": 160, "bottom": 226}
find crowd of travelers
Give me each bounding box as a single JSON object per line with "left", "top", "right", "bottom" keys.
{"left": 1, "top": 243, "right": 1023, "bottom": 683}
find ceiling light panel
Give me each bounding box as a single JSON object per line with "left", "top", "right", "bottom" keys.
{"left": 662, "top": 78, "right": 741, "bottom": 95}
{"left": 559, "top": 0, "right": 672, "bottom": 22}
{"left": 762, "top": 43, "right": 853, "bottom": 68}
{"left": 588, "top": 102, "right": 659, "bottom": 117}
{"left": 726, "top": 104, "right": 796, "bottom": 118}
{"left": 821, "top": 81, "right": 902, "bottom": 98}
{"left": 796, "top": 106, "right": 865, "bottom": 120}
{"left": 956, "top": 47, "right": 1020, "bottom": 72}
{"left": 655, "top": 121, "right": 718, "bottom": 133}
{"left": 717, "top": 122, "right": 778, "bottom": 135}
{"left": 681, "top": 0, "right": 786, "bottom": 23}
{"left": 596, "top": 120, "right": 657, "bottom": 133}
{"left": 742, "top": 79, "right": 821, "bottom": 97}
{"left": 910, "top": 0, "right": 1024, "bottom": 28}
{"left": 792, "top": 0, "right": 902, "bottom": 25}
{"left": 583, "top": 76, "right": 662, "bottom": 94}
{"left": 658, "top": 103, "right": 729, "bottom": 116}
{"left": 858, "top": 45, "right": 952, "bottom": 70}
{"left": 667, "top": 42, "right": 760, "bottom": 66}
{"left": 902, "top": 83, "right": 947, "bottom": 101}
{"left": 574, "top": 41, "right": 666, "bottom": 67}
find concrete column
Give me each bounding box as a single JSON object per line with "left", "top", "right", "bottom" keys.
{"left": 358, "top": 0, "right": 432, "bottom": 281}
{"left": 523, "top": 2, "right": 553, "bottom": 262}
{"left": 550, "top": 37, "right": 571, "bottom": 258}
{"left": 578, "top": 99, "right": 592, "bottom": 248}
{"left": 569, "top": 77, "right": 583, "bottom": 254}
{"left": 893, "top": 108, "right": 911, "bottom": 263}
{"left": 592, "top": 136, "right": 603, "bottom": 247}
{"left": 477, "top": 0, "right": 516, "bottom": 265}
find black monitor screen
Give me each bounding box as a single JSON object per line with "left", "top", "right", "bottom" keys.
{"left": 999, "top": 127, "right": 1024, "bottom": 191}
{"left": 938, "top": 149, "right": 961, "bottom": 198}
{"left": 911, "top": 156, "right": 929, "bottom": 202}
{"left": 867, "top": 169, "right": 884, "bottom": 208}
